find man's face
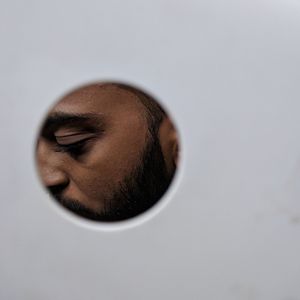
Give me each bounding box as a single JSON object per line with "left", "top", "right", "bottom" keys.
{"left": 36, "top": 84, "right": 176, "bottom": 221}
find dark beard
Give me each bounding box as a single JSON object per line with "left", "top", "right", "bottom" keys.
{"left": 52, "top": 134, "right": 175, "bottom": 222}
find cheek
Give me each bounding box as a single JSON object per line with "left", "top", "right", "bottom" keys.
{"left": 66, "top": 115, "right": 149, "bottom": 202}
{"left": 67, "top": 165, "right": 116, "bottom": 211}
{"left": 83, "top": 128, "right": 148, "bottom": 182}
{"left": 69, "top": 139, "right": 146, "bottom": 199}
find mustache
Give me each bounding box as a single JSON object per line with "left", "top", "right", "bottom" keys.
{"left": 48, "top": 188, "right": 104, "bottom": 221}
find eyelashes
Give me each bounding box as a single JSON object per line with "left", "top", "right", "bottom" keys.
{"left": 47, "top": 130, "right": 104, "bottom": 158}
{"left": 55, "top": 139, "right": 89, "bottom": 156}
{"left": 54, "top": 135, "right": 98, "bottom": 157}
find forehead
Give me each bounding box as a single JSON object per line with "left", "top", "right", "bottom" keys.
{"left": 50, "top": 84, "right": 144, "bottom": 116}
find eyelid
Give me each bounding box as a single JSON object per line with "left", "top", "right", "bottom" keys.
{"left": 55, "top": 133, "right": 95, "bottom": 145}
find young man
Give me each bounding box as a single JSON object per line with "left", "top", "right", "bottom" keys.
{"left": 36, "top": 82, "right": 179, "bottom": 221}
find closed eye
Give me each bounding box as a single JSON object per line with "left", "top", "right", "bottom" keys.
{"left": 54, "top": 133, "right": 98, "bottom": 157}
{"left": 55, "top": 132, "right": 96, "bottom": 146}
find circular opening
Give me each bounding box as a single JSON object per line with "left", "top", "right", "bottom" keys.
{"left": 35, "top": 81, "right": 181, "bottom": 226}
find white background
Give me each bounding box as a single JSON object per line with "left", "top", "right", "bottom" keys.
{"left": 1, "top": 0, "right": 300, "bottom": 299}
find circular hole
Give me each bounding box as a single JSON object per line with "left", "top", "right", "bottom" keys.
{"left": 35, "top": 81, "right": 181, "bottom": 225}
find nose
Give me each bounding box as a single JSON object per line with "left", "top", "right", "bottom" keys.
{"left": 36, "top": 139, "right": 70, "bottom": 192}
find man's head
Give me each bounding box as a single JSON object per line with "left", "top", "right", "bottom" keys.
{"left": 36, "top": 83, "right": 179, "bottom": 221}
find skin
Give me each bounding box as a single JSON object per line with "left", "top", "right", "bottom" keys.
{"left": 36, "top": 83, "right": 178, "bottom": 221}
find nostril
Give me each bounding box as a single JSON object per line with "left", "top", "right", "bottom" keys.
{"left": 47, "top": 182, "right": 69, "bottom": 198}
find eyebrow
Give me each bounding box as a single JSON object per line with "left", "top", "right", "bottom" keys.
{"left": 40, "top": 112, "right": 105, "bottom": 138}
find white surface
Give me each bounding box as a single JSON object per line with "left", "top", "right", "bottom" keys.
{"left": 1, "top": 0, "right": 300, "bottom": 299}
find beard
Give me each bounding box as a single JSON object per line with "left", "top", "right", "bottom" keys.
{"left": 50, "top": 132, "right": 175, "bottom": 222}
